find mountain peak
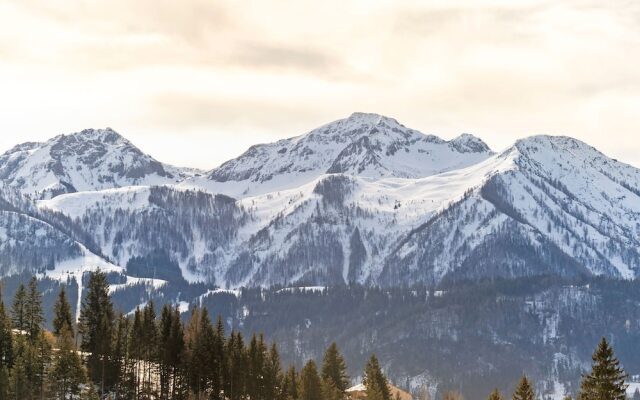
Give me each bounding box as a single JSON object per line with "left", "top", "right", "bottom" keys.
{"left": 200, "top": 113, "right": 494, "bottom": 197}
{"left": 449, "top": 133, "right": 492, "bottom": 153}
{"left": 53, "top": 127, "right": 128, "bottom": 146}
{"left": 0, "top": 128, "right": 195, "bottom": 198}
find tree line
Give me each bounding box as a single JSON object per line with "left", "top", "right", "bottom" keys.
{"left": 434, "top": 336, "right": 628, "bottom": 400}
{"left": 0, "top": 271, "right": 393, "bottom": 400}
{"left": 0, "top": 271, "right": 632, "bottom": 400}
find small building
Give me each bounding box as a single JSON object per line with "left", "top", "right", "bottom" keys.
{"left": 346, "top": 383, "right": 413, "bottom": 400}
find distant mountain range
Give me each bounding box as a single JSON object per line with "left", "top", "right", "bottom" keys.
{"left": 2, "top": 113, "right": 640, "bottom": 399}
{"left": 0, "top": 112, "right": 639, "bottom": 291}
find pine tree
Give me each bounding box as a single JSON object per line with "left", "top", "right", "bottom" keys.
{"left": 264, "top": 342, "right": 282, "bottom": 400}
{"left": 78, "top": 270, "right": 115, "bottom": 397}
{"left": 579, "top": 337, "right": 628, "bottom": 400}
{"left": 226, "top": 331, "right": 247, "bottom": 400}
{"left": 11, "top": 283, "right": 27, "bottom": 333}
{"left": 48, "top": 325, "right": 85, "bottom": 399}
{"left": 8, "top": 337, "right": 31, "bottom": 400}
{"left": 169, "top": 308, "right": 186, "bottom": 399}
{"left": 141, "top": 301, "right": 159, "bottom": 398}
{"left": 212, "top": 315, "right": 226, "bottom": 400}
{"left": 53, "top": 287, "right": 74, "bottom": 336}
{"left": 0, "top": 292, "right": 13, "bottom": 369}
{"left": 487, "top": 388, "right": 503, "bottom": 400}
{"left": 321, "top": 342, "right": 349, "bottom": 399}
{"left": 512, "top": 375, "right": 535, "bottom": 400}
{"left": 25, "top": 277, "right": 44, "bottom": 343}
{"left": 129, "top": 306, "right": 144, "bottom": 399}
{"left": 159, "top": 304, "right": 173, "bottom": 399}
{"left": 281, "top": 365, "right": 298, "bottom": 400}
{"left": 34, "top": 331, "right": 52, "bottom": 400}
{"left": 299, "top": 360, "right": 323, "bottom": 400}
{"left": 364, "top": 354, "right": 391, "bottom": 400}
{"left": 0, "top": 291, "right": 12, "bottom": 400}
{"left": 247, "top": 333, "right": 267, "bottom": 400}
{"left": 113, "top": 313, "right": 135, "bottom": 400}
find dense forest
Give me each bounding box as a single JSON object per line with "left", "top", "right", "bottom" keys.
{"left": 0, "top": 271, "right": 396, "bottom": 400}
{"left": 0, "top": 272, "right": 635, "bottom": 400}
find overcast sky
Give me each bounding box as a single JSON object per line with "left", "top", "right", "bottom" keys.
{"left": 1, "top": 0, "right": 639, "bottom": 169}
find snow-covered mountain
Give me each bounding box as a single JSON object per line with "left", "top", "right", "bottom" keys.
{"left": 186, "top": 112, "right": 493, "bottom": 198}
{"left": 0, "top": 128, "right": 198, "bottom": 199}
{"left": 1, "top": 113, "right": 639, "bottom": 289}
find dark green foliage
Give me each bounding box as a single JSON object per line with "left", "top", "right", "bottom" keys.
{"left": 299, "top": 360, "right": 323, "bottom": 400}
{"left": 78, "top": 270, "right": 115, "bottom": 395}
{"left": 126, "top": 251, "right": 184, "bottom": 282}
{"left": 579, "top": 337, "right": 628, "bottom": 400}
{"left": 282, "top": 365, "right": 299, "bottom": 400}
{"left": 10, "top": 283, "right": 27, "bottom": 333}
{"left": 48, "top": 325, "right": 85, "bottom": 399}
{"left": 53, "top": 287, "right": 74, "bottom": 336}
{"left": 25, "top": 277, "right": 44, "bottom": 342}
{"left": 364, "top": 354, "right": 391, "bottom": 400}
{"left": 322, "top": 342, "right": 349, "bottom": 392}
{"left": 512, "top": 375, "right": 535, "bottom": 400}
{"left": 0, "top": 292, "right": 12, "bottom": 369}
{"left": 487, "top": 388, "right": 503, "bottom": 400}
{"left": 0, "top": 291, "right": 12, "bottom": 400}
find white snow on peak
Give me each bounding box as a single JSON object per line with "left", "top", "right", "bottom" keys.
{"left": 0, "top": 128, "right": 198, "bottom": 199}
{"left": 184, "top": 113, "right": 494, "bottom": 199}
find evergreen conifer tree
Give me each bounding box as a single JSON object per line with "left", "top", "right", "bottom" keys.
{"left": 299, "top": 360, "right": 323, "bottom": 400}
{"left": 0, "top": 292, "right": 13, "bottom": 369}
{"left": 226, "top": 331, "right": 247, "bottom": 400}
{"left": 282, "top": 365, "right": 298, "bottom": 400}
{"left": 25, "top": 277, "right": 44, "bottom": 343}
{"left": 78, "top": 270, "right": 115, "bottom": 397}
{"left": 321, "top": 342, "right": 349, "bottom": 399}
{"left": 264, "top": 342, "right": 282, "bottom": 400}
{"left": 487, "top": 388, "right": 503, "bottom": 400}
{"left": 364, "top": 354, "right": 391, "bottom": 400}
{"left": 512, "top": 375, "right": 535, "bottom": 400}
{"left": 53, "top": 287, "right": 74, "bottom": 336}
{"left": 48, "top": 325, "right": 85, "bottom": 399}
{"left": 11, "top": 283, "right": 27, "bottom": 333}
{"left": 579, "top": 337, "right": 628, "bottom": 400}
{"left": 0, "top": 291, "right": 12, "bottom": 400}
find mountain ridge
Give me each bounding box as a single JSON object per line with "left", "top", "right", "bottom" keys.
{"left": 0, "top": 113, "right": 638, "bottom": 289}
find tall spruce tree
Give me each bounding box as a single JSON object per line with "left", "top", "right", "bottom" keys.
{"left": 364, "top": 354, "right": 391, "bottom": 400}
{"left": 0, "top": 290, "right": 13, "bottom": 400}
{"left": 78, "top": 270, "right": 115, "bottom": 397}
{"left": 0, "top": 291, "right": 13, "bottom": 368}
{"left": 487, "top": 388, "right": 504, "bottom": 400}
{"left": 264, "top": 342, "right": 282, "bottom": 400}
{"left": 226, "top": 331, "right": 247, "bottom": 400}
{"left": 282, "top": 365, "right": 298, "bottom": 400}
{"left": 11, "top": 283, "right": 27, "bottom": 333}
{"left": 321, "top": 342, "right": 349, "bottom": 399}
{"left": 48, "top": 325, "right": 85, "bottom": 400}
{"left": 579, "top": 337, "right": 628, "bottom": 400}
{"left": 299, "top": 360, "right": 323, "bottom": 400}
{"left": 512, "top": 375, "right": 535, "bottom": 400}
{"left": 53, "top": 287, "right": 74, "bottom": 336}
{"left": 25, "top": 277, "right": 44, "bottom": 343}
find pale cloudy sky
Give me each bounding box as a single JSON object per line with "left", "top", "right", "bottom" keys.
{"left": 0, "top": 0, "right": 639, "bottom": 169}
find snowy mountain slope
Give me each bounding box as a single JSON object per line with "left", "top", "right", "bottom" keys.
{"left": 3, "top": 114, "right": 640, "bottom": 288}
{"left": 40, "top": 186, "right": 250, "bottom": 283}
{"left": 184, "top": 112, "right": 493, "bottom": 198}
{"left": 0, "top": 128, "right": 199, "bottom": 199}
{"left": 36, "top": 133, "right": 640, "bottom": 288}
{"left": 382, "top": 136, "right": 640, "bottom": 284}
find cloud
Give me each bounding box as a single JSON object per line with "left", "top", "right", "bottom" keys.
{"left": 0, "top": 0, "right": 639, "bottom": 169}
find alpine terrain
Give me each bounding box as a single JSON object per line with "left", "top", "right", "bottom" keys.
{"left": 1, "top": 112, "right": 640, "bottom": 398}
